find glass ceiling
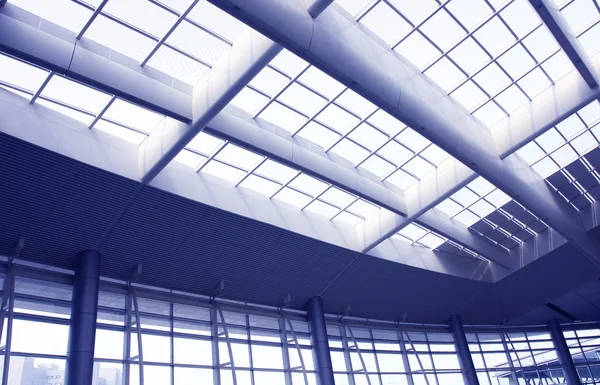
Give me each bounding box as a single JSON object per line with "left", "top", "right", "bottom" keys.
{"left": 517, "top": 100, "right": 600, "bottom": 210}
{"left": 10, "top": 0, "right": 248, "bottom": 85}
{"left": 335, "top": 0, "right": 577, "bottom": 129}
{"left": 433, "top": 177, "right": 548, "bottom": 250}
{"left": 4, "top": 0, "right": 599, "bottom": 263}
{"left": 230, "top": 49, "right": 452, "bottom": 192}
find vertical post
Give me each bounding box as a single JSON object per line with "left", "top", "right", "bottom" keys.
{"left": 448, "top": 315, "right": 479, "bottom": 385}
{"left": 306, "top": 297, "right": 334, "bottom": 385}
{"left": 65, "top": 250, "right": 101, "bottom": 385}
{"left": 211, "top": 305, "right": 220, "bottom": 385}
{"left": 548, "top": 319, "right": 581, "bottom": 385}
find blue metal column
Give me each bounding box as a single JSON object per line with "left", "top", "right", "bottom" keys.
{"left": 448, "top": 315, "right": 479, "bottom": 385}
{"left": 306, "top": 296, "right": 335, "bottom": 385}
{"left": 65, "top": 250, "right": 101, "bottom": 385}
{"left": 548, "top": 319, "right": 581, "bottom": 385}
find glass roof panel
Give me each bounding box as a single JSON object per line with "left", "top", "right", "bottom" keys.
{"left": 275, "top": 188, "right": 311, "bottom": 208}
{"left": 297, "top": 122, "right": 341, "bottom": 149}
{"left": 260, "top": 103, "right": 307, "bottom": 133}
{"left": 330, "top": 139, "right": 370, "bottom": 164}
{"left": 250, "top": 67, "right": 290, "bottom": 97}
{"left": 230, "top": 87, "right": 269, "bottom": 114}
{"left": 395, "top": 32, "right": 439, "bottom": 70}
{"left": 40, "top": 76, "right": 111, "bottom": 114}
{"left": 84, "top": 15, "right": 155, "bottom": 62}
{"left": 516, "top": 100, "right": 600, "bottom": 209}
{"left": 421, "top": 10, "right": 465, "bottom": 51}
{"left": 187, "top": 1, "right": 248, "bottom": 43}
{"left": 556, "top": 0, "right": 600, "bottom": 57}
{"left": 360, "top": 2, "right": 412, "bottom": 46}
{"left": 202, "top": 160, "right": 246, "bottom": 183}
{"left": 104, "top": 0, "right": 176, "bottom": 38}
{"left": 36, "top": 99, "right": 95, "bottom": 126}
{"left": 10, "top": 0, "right": 93, "bottom": 33}
{"left": 239, "top": 175, "right": 280, "bottom": 196}
{"left": 0, "top": 54, "right": 49, "bottom": 94}
{"left": 434, "top": 176, "right": 548, "bottom": 249}
{"left": 174, "top": 149, "right": 206, "bottom": 168}
{"left": 278, "top": 84, "right": 327, "bottom": 116}
{"left": 187, "top": 132, "right": 226, "bottom": 156}
{"left": 102, "top": 100, "right": 164, "bottom": 134}
{"left": 146, "top": 46, "right": 210, "bottom": 85}
{"left": 305, "top": 200, "right": 339, "bottom": 218}
{"left": 215, "top": 144, "right": 263, "bottom": 171}
{"left": 167, "top": 21, "right": 232, "bottom": 66}
{"left": 94, "top": 120, "right": 147, "bottom": 145}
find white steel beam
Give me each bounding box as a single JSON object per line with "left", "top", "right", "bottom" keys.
{"left": 138, "top": 0, "right": 334, "bottom": 184}
{"left": 208, "top": 0, "right": 600, "bottom": 267}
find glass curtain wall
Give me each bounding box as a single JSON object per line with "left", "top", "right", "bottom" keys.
{"left": 0, "top": 263, "right": 599, "bottom": 385}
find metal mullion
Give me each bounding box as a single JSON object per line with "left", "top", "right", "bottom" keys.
{"left": 89, "top": 95, "right": 117, "bottom": 129}
{"left": 295, "top": 79, "right": 338, "bottom": 102}
{"left": 265, "top": 64, "right": 294, "bottom": 81}
{"left": 356, "top": 0, "right": 382, "bottom": 22}
{"left": 342, "top": 135, "right": 379, "bottom": 156}
{"left": 100, "top": 117, "right": 153, "bottom": 136}
{"left": 447, "top": 24, "right": 543, "bottom": 95}
{"left": 123, "top": 288, "right": 132, "bottom": 385}
{"left": 141, "top": 0, "right": 200, "bottom": 67}
{"left": 380, "top": 144, "right": 432, "bottom": 182}
{"left": 268, "top": 171, "right": 301, "bottom": 199}
{"left": 471, "top": 50, "right": 560, "bottom": 114}
{"left": 403, "top": 331, "right": 431, "bottom": 385}
{"left": 300, "top": 185, "right": 332, "bottom": 211}
{"left": 148, "top": 0, "right": 234, "bottom": 46}
{"left": 291, "top": 91, "right": 347, "bottom": 137}
{"left": 131, "top": 288, "right": 145, "bottom": 385}
{"left": 196, "top": 141, "right": 229, "bottom": 172}
{"left": 391, "top": 1, "right": 451, "bottom": 49}
{"left": 419, "top": 0, "right": 516, "bottom": 74}
{"left": 368, "top": 329, "right": 383, "bottom": 385}
{"left": 29, "top": 72, "right": 53, "bottom": 104}
{"left": 211, "top": 304, "right": 220, "bottom": 385}
{"left": 340, "top": 324, "right": 357, "bottom": 385}
{"left": 285, "top": 315, "right": 309, "bottom": 385}
{"left": 0, "top": 81, "right": 34, "bottom": 97}
{"left": 247, "top": 314, "right": 255, "bottom": 385}
{"left": 278, "top": 312, "right": 292, "bottom": 385}
{"left": 1, "top": 265, "right": 14, "bottom": 385}
{"left": 346, "top": 325, "right": 373, "bottom": 385}
{"left": 575, "top": 17, "right": 600, "bottom": 39}
{"left": 162, "top": 41, "right": 214, "bottom": 68}
{"left": 234, "top": 157, "right": 268, "bottom": 187}
{"left": 247, "top": 173, "right": 286, "bottom": 189}
{"left": 170, "top": 302, "right": 174, "bottom": 385}
{"left": 424, "top": 333, "right": 440, "bottom": 385}
{"left": 217, "top": 307, "right": 238, "bottom": 385}
{"left": 246, "top": 84, "right": 274, "bottom": 100}
{"left": 354, "top": 130, "right": 406, "bottom": 169}
{"left": 325, "top": 108, "right": 380, "bottom": 152}
{"left": 330, "top": 197, "right": 361, "bottom": 221}
{"left": 77, "top": 0, "right": 109, "bottom": 40}
{"left": 253, "top": 66, "right": 311, "bottom": 119}
{"left": 397, "top": 327, "right": 414, "bottom": 385}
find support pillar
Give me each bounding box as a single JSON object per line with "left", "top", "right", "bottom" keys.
{"left": 548, "top": 319, "right": 581, "bottom": 385}
{"left": 448, "top": 315, "right": 479, "bottom": 385}
{"left": 65, "top": 250, "right": 101, "bottom": 385}
{"left": 306, "top": 297, "right": 334, "bottom": 385}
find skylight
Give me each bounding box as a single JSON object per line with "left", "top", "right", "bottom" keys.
{"left": 392, "top": 222, "right": 488, "bottom": 261}
{"left": 10, "top": 0, "right": 249, "bottom": 86}
{"left": 336, "top": 0, "right": 576, "bottom": 129}
{"left": 230, "top": 49, "right": 452, "bottom": 191}
{"left": 0, "top": 53, "right": 165, "bottom": 145}
{"left": 434, "top": 177, "right": 548, "bottom": 249}
{"left": 517, "top": 100, "right": 600, "bottom": 209}
{"left": 175, "top": 132, "right": 382, "bottom": 226}
{"left": 554, "top": 0, "right": 600, "bottom": 57}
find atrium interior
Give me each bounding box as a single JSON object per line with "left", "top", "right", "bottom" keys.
{"left": 1, "top": 0, "right": 600, "bottom": 384}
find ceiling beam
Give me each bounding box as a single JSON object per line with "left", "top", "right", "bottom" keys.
{"left": 208, "top": 0, "right": 600, "bottom": 267}
{"left": 207, "top": 110, "right": 511, "bottom": 267}
{"left": 138, "top": 0, "right": 334, "bottom": 184}
{"left": 0, "top": 5, "right": 509, "bottom": 269}
{"left": 530, "top": 0, "right": 599, "bottom": 88}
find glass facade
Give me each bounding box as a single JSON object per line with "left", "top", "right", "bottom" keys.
{"left": 0, "top": 261, "right": 598, "bottom": 385}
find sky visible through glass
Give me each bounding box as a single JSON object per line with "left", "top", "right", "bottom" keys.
{"left": 2, "top": 0, "right": 600, "bottom": 265}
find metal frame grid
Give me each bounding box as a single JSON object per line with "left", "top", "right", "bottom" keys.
{"left": 335, "top": 0, "right": 576, "bottom": 129}
{"left": 434, "top": 177, "right": 548, "bottom": 250}
{"left": 0, "top": 53, "right": 165, "bottom": 145}
{"left": 563, "top": 323, "right": 600, "bottom": 384}
{"left": 8, "top": 0, "right": 248, "bottom": 86}
{"left": 231, "top": 50, "right": 452, "bottom": 192}
{"left": 0, "top": 260, "right": 600, "bottom": 384}
{"left": 517, "top": 100, "right": 600, "bottom": 210}
{"left": 464, "top": 327, "right": 567, "bottom": 385}
{"left": 554, "top": 0, "right": 600, "bottom": 58}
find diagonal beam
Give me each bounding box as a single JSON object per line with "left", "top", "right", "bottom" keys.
{"left": 0, "top": 5, "right": 508, "bottom": 268}
{"left": 208, "top": 0, "right": 600, "bottom": 266}
{"left": 206, "top": 110, "right": 511, "bottom": 268}
{"left": 138, "top": 0, "right": 334, "bottom": 184}
{"left": 530, "top": 0, "right": 599, "bottom": 88}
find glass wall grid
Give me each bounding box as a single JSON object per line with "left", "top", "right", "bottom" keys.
{"left": 0, "top": 260, "right": 598, "bottom": 385}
